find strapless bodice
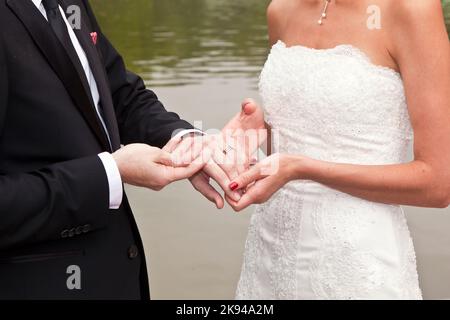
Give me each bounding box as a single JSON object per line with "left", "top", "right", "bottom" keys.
{"left": 260, "top": 41, "right": 413, "bottom": 165}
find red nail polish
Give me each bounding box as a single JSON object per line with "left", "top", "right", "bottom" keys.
{"left": 229, "top": 182, "right": 238, "bottom": 191}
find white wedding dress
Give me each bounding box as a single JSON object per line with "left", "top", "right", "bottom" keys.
{"left": 236, "top": 41, "right": 422, "bottom": 300}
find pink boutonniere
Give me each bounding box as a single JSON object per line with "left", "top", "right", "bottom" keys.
{"left": 90, "top": 32, "right": 98, "bottom": 45}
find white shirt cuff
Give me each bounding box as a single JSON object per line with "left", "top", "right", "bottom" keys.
{"left": 173, "top": 129, "right": 205, "bottom": 140}
{"left": 98, "top": 152, "right": 123, "bottom": 210}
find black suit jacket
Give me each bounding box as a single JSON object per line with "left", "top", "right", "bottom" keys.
{"left": 0, "top": 0, "right": 193, "bottom": 299}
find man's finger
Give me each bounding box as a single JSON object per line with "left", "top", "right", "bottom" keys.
{"left": 170, "top": 159, "right": 205, "bottom": 182}
{"left": 190, "top": 173, "right": 224, "bottom": 209}
{"left": 171, "top": 137, "right": 195, "bottom": 166}
{"left": 163, "top": 136, "right": 183, "bottom": 152}
{"left": 180, "top": 136, "right": 208, "bottom": 165}
{"left": 157, "top": 150, "right": 175, "bottom": 167}
{"left": 169, "top": 146, "right": 213, "bottom": 182}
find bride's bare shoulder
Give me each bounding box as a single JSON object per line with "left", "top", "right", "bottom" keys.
{"left": 381, "top": 0, "right": 444, "bottom": 28}
{"left": 267, "top": 0, "right": 295, "bottom": 44}
{"left": 383, "top": 0, "right": 447, "bottom": 50}
{"left": 267, "top": 0, "right": 294, "bottom": 21}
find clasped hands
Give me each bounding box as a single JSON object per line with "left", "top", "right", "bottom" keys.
{"left": 113, "top": 99, "right": 295, "bottom": 211}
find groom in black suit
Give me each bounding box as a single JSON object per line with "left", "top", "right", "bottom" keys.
{"left": 0, "top": 0, "right": 260, "bottom": 299}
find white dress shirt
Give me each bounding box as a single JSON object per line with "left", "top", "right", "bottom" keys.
{"left": 31, "top": 0, "right": 201, "bottom": 210}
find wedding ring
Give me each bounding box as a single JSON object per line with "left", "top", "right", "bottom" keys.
{"left": 222, "top": 144, "right": 235, "bottom": 156}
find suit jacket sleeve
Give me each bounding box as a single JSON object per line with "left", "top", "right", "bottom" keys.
{"left": 0, "top": 34, "right": 109, "bottom": 251}
{"left": 81, "top": 0, "right": 194, "bottom": 148}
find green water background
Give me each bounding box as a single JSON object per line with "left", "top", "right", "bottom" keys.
{"left": 90, "top": 0, "right": 449, "bottom": 89}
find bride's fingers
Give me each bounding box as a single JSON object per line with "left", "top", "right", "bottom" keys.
{"left": 241, "top": 98, "right": 257, "bottom": 116}
{"left": 244, "top": 180, "right": 256, "bottom": 193}
{"left": 227, "top": 177, "right": 272, "bottom": 212}
{"left": 234, "top": 133, "right": 250, "bottom": 175}
{"left": 228, "top": 163, "right": 265, "bottom": 191}
{"left": 225, "top": 195, "right": 238, "bottom": 208}
{"left": 203, "top": 159, "right": 241, "bottom": 202}
{"left": 214, "top": 146, "right": 246, "bottom": 181}
{"left": 225, "top": 192, "right": 254, "bottom": 212}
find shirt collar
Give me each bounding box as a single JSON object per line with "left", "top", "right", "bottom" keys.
{"left": 31, "top": 0, "right": 43, "bottom": 9}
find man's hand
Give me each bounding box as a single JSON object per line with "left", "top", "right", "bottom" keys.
{"left": 112, "top": 143, "right": 208, "bottom": 191}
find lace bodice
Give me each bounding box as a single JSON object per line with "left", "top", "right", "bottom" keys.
{"left": 236, "top": 41, "right": 422, "bottom": 300}
{"left": 261, "top": 41, "right": 413, "bottom": 164}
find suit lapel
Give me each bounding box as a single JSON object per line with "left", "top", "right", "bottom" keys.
{"left": 6, "top": 0, "right": 111, "bottom": 151}
{"left": 60, "top": 0, "right": 121, "bottom": 150}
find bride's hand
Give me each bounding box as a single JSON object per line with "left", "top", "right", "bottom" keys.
{"left": 225, "top": 153, "right": 303, "bottom": 212}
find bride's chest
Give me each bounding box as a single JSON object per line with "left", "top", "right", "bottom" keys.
{"left": 259, "top": 43, "right": 407, "bottom": 128}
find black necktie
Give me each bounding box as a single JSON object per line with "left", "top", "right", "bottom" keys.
{"left": 42, "top": 0, "right": 93, "bottom": 103}
{"left": 42, "top": 0, "right": 79, "bottom": 61}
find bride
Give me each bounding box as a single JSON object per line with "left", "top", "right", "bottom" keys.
{"left": 227, "top": 0, "right": 450, "bottom": 299}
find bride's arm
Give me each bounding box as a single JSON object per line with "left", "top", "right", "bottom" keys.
{"left": 227, "top": 1, "right": 450, "bottom": 211}
{"left": 296, "top": 157, "right": 449, "bottom": 208}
